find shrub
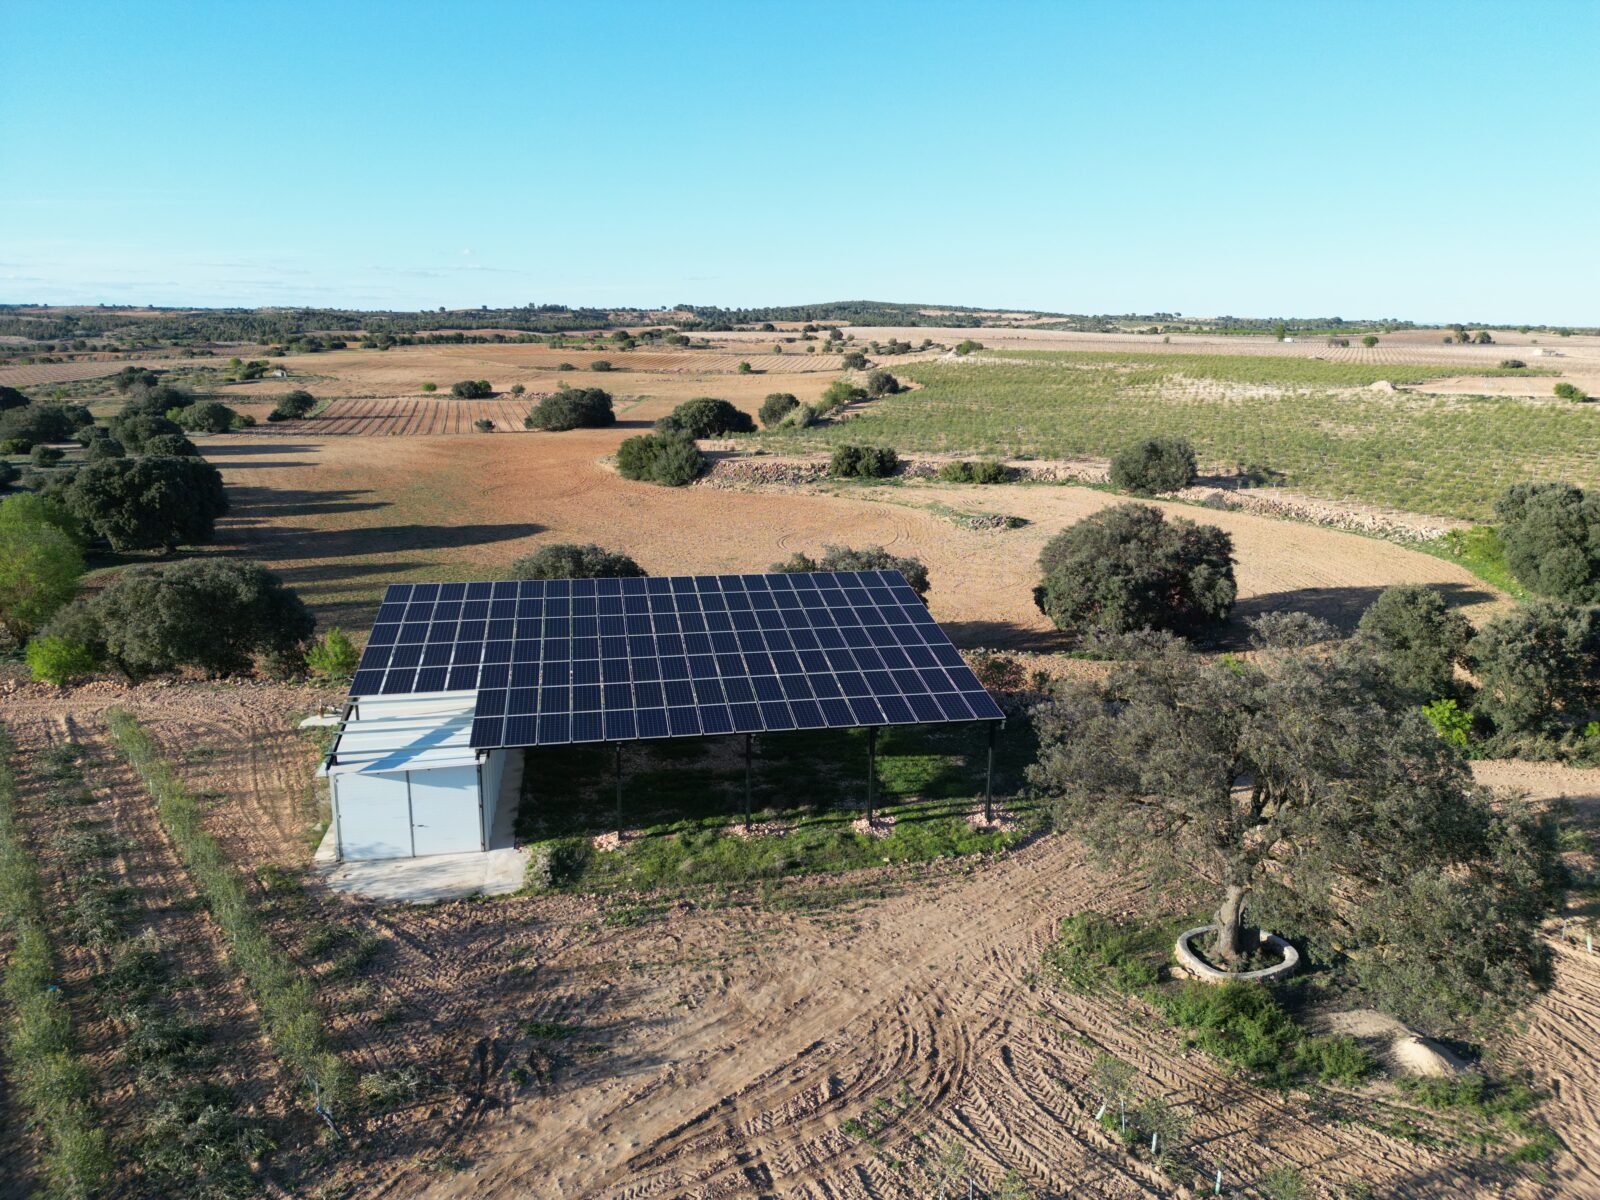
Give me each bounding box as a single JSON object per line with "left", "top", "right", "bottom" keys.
{"left": 0, "top": 401, "right": 90, "bottom": 445}
{"left": 62, "top": 456, "right": 227, "bottom": 551}
{"left": 771, "top": 544, "right": 929, "bottom": 598}
{"left": 509, "top": 543, "right": 646, "bottom": 579}
{"left": 0, "top": 384, "right": 28, "bottom": 410}
{"left": 85, "top": 436, "right": 125, "bottom": 462}
{"left": 1500, "top": 359, "right": 1527, "bottom": 369}
{"left": 736, "top": 360, "right": 752, "bottom": 374}
{"left": 30, "top": 444, "right": 64, "bottom": 468}
{"left": 0, "top": 460, "right": 16, "bottom": 489}
{"left": 841, "top": 351, "right": 869, "bottom": 369}
{"left": 142, "top": 433, "right": 199, "bottom": 457}
{"left": 954, "top": 339, "right": 983, "bottom": 355}
{"left": 0, "top": 438, "right": 32, "bottom": 455}
{"left": 420, "top": 381, "right": 437, "bottom": 392}
{"left": 119, "top": 384, "right": 191, "bottom": 417}
{"left": 527, "top": 837, "right": 592, "bottom": 890}
{"left": 25, "top": 635, "right": 101, "bottom": 686}
{"left": 0, "top": 497, "right": 85, "bottom": 642}
{"left": 588, "top": 360, "right": 612, "bottom": 372}
{"left": 92, "top": 559, "right": 314, "bottom": 680}
{"left": 1109, "top": 436, "right": 1197, "bottom": 495}
{"left": 1495, "top": 482, "right": 1600, "bottom": 601}
{"left": 1361, "top": 335, "right": 1379, "bottom": 347}
{"left": 509, "top": 383, "right": 525, "bottom": 396}
{"left": 271, "top": 390, "right": 316, "bottom": 420}
{"left": 172, "top": 400, "right": 240, "bottom": 434}
{"left": 970, "top": 653, "right": 1024, "bottom": 691}
{"left": 1554, "top": 381, "right": 1589, "bottom": 402}
{"left": 473, "top": 418, "right": 494, "bottom": 432}
{"left": 759, "top": 392, "right": 800, "bottom": 427}
{"left": 1470, "top": 601, "right": 1600, "bottom": 737}
{"left": 305, "top": 628, "right": 359, "bottom": 680}
{"left": 818, "top": 378, "right": 866, "bottom": 412}
{"left": 106, "top": 409, "right": 183, "bottom": 454}
{"left": 829, "top": 444, "right": 899, "bottom": 478}
{"left": 1034, "top": 502, "right": 1236, "bottom": 637}
{"left": 556, "top": 362, "right": 576, "bottom": 371}
{"left": 864, "top": 369, "right": 900, "bottom": 396}
{"left": 1422, "top": 697, "right": 1475, "bottom": 750}
{"left": 524, "top": 387, "right": 615, "bottom": 432}
{"left": 450, "top": 379, "right": 493, "bottom": 399}
{"left": 615, "top": 432, "right": 704, "bottom": 487}
{"left": 1356, "top": 584, "right": 1472, "bottom": 699}
{"left": 655, "top": 397, "right": 755, "bottom": 438}
{"left": 941, "top": 458, "right": 1010, "bottom": 484}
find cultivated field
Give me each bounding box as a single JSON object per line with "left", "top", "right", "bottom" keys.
{"left": 257, "top": 397, "right": 538, "bottom": 436}
{"left": 4, "top": 678, "right": 1598, "bottom": 1198}
{"left": 760, "top": 352, "right": 1600, "bottom": 521}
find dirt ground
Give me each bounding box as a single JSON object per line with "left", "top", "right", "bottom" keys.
{"left": 200, "top": 400, "right": 1508, "bottom": 640}
{"left": 5, "top": 678, "right": 1598, "bottom": 1198}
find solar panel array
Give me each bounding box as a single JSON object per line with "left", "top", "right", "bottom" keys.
{"left": 351, "top": 570, "right": 1005, "bottom": 749}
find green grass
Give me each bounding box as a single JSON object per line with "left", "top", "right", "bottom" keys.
{"left": 0, "top": 725, "right": 113, "bottom": 1199}
{"left": 759, "top": 352, "right": 1593, "bottom": 520}
{"left": 518, "top": 723, "right": 1035, "bottom": 893}
{"left": 1411, "top": 525, "right": 1531, "bottom": 600}
{"left": 106, "top": 708, "right": 352, "bottom": 1110}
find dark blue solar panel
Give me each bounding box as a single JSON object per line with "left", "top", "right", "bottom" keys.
{"left": 353, "top": 574, "right": 1002, "bottom": 748}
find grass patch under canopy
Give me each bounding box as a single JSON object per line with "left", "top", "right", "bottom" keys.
{"left": 518, "top": 722, "right": 1035, "bottom": 892}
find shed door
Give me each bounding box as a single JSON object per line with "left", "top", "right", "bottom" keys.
{"left": 409, "top": 766, "right": 482, "bottom": 857}
{"left": 336, "top": 772, "right": 413, "bottom": 860}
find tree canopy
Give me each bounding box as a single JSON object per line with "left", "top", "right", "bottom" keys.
{"left": 1030, "top": 635, "right": 1563, "bottom": 1035}
{"left": 1356, "top": 584, "right": 1472, "bottom": 700}
{"left": 107, "top": 410, "right": 185, "bottom": 454}
{"left": 1470, "top": 601, "right": 1600, "bottom": 740}
{"left": 1109, "top": 436, "right": 1198, "bottom": 495}
{"left": 509, "top": 543, "right": 646, "bottom": 580}
{"left": 759, "top": 392, "right": 800, "bottom": 427}
{"left": 89, "top": 559, "right": 314, "bottom": 679}
{"left": 524, "top": 387, "right": 616, "bottom": 431}
{"left": 60, "top": 456, "right": 228, "bottom": 551}
{"left": 0, "top": 402, "right": 92, "bottom": 446}
{"left": 615, "top": 431, "right": 704, "bottom": 486}
{"left": 654, "top": 397, "right": 755, "bottom": 438}
{"left": 1034, "top": 503, "right": 1236, "bottom": 638}
{"left": 1495, "top": 482, "right": 1600, "bottom": 602}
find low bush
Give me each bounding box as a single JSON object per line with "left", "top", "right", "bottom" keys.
{"left": 85, "top": 436, "right": 124, "bottom": 462}
{"left": 1109, "top": 435, "right": 1197, "bottom": 495}
{"left": 829, "top": 444, "right": 899, "bottom": 478}
{"left": 450, "top": 379, "right": 493, "bottom": 399}
{"left": 771, "top": 544, "right": 930, "bottom": 597}
{"left": 615, "top": 432, "right": 705, "bottom": 486}
{"left": 1500, "top": 359, "right": 1527, "bottom": 369}
{"left": 30, "top": 444, "right": 64, "bottom": 468}
{"left": 1155, "top": 980, "right": 1372, "bottom": 1086}
{"left": 1554, "top": 381, "right": 1588, "bottom": 402}
{"left": 509, "top": 543, "right": 646, "bottom": 580}
{"left": 936, "top": 459, "right": 1008, "bottom": 484}
{"left": 524, "top": 387, "right": 616, "bottom": 431}
{"left": 865, "top": 369, "right": 900, "bottom": 396}
{"left": 588, "top": 359, "right": 612, "bottom": 372}
{"left": 818, "top": 378, "right": 866, "bottom": 412}
{"left": 526, "top": 837, "right": 594, "bottom": 890}
{"left": 107, "top": 710, "right": 352, "bottom": 1109}
{"left": 759, "top": 392, "right": 800, "bottom": 427}
{"left": 473, "top": 418, "right": 494, "bottom": 432}
{"left": 26, "top": 635, "right": 100, "bottom": 686}
{"left": 305, "top": 628, "right": 359, "bottom": 680}
{"left": 841, "top": 351, "right": 869, "bottom": 369}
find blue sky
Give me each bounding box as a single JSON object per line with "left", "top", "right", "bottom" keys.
{"left": 3, "top": 1, "right": 1594, "bottom": 323}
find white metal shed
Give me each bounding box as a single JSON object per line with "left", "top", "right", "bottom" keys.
{"left": 319, "top": 692, "right": 512, "bottom": 861}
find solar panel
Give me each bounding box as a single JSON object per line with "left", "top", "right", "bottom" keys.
{"left": 352, "top": 571, "right": 1006, "bottom": 748}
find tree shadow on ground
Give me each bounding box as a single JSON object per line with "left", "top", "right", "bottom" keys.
{"left": 1224, "top": 581, "right": 1494, "bottom": 646}
{"left": 201, "top": 441, "right": 322, "bottom": 457}
{"left": 232, "top": 521, "right": 542, "bottom": 564}
{"left": 937, "top": 618, "right": 1074, "bottom": 653}
{"left": 225, "top": 483, "right": 389, "bottom": 520}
